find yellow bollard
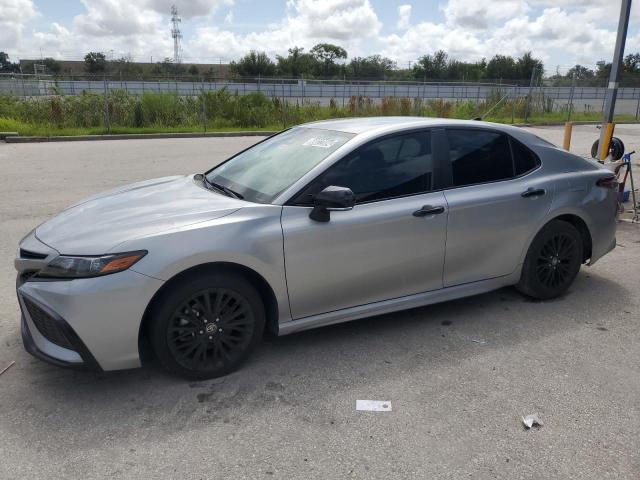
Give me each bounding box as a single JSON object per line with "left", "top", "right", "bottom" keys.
{"left": 562, "top": 122, "right": 573, "bottom": 151}
{"left": 599, "top": 123, "right": 616, "bottom": 161}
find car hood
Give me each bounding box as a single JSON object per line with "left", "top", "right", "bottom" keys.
{"left": 35, "top": 175, "right": 244, "bottom": 254}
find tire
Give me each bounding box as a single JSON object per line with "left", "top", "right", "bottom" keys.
{"left": 149, "top": 271, "right": 265, "bottom": 380}
{"left": 516, "top": 220, "right": 583, "bottom": 300}
{"left": 591, "top": 137, "right": 625, "bottom": 160}
{"left": 610, "top": 137, "right": 625, "bottom": 160}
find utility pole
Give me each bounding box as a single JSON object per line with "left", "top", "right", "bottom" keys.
{"left": 598, "top": 0, "right": 632, "bottom": 161}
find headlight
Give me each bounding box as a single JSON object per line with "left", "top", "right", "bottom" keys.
{"left": 37, "top": 251, "right": 147, "bottom": 279}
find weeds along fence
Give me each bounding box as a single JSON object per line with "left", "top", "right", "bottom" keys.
{"left": 5, "top": 73, "right": 640, "bottom": 104}
{"left": 3, "top": 74, "right": 640, "bottom": 133}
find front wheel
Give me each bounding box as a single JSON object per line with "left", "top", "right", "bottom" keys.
{"left": 149, "top": 272, "right": 265, "bottom": 380}
{"left": 516, "top": 220, "right": 583, "bottom": 300}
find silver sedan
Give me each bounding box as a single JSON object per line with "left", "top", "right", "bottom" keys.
{"left": 15, "top": 117, "right": 618, "bottom": 379}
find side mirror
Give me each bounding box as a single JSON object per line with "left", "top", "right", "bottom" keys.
{"left": 309, "top": 186, "right": 355, "bottom": 222}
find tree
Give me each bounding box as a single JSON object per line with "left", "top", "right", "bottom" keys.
{"left": 188, "top": 64, "right": 199, "bottom": 75}
{"left": 230, "top": 51, "right": 276, "bottom": 77}
{"left": 516, "top": 52, "right": 544, "bottom": 80}
{"left": 84, "top": 52, "right": 107, "bottom": 73}
{"left": 623, "top": 53, "right": 640, "bottom": 73}
{"left": 150, "top": 58, "right": 186, "bottom": 75}
{"left": 413, "top": 50, "right": 449, "bottom": 79}
{"left": 310, "top": 43, "right": 347, "bottom": 77}
{"left": 347, "top": 55, "right": 395, "bottom": 79}
{"left": 0, "top": 51, "right": 10, "bottom": 69}
{"left": 566, "top": 64, "right": 594, "bottom": 80}
{"left": 111, "top": 55, "right": 143, "bottom": 77}
{"left": 596, "top": 61, "right": 612, "bottom": 79}
{"left": 276, "top": 47, "right": 318, "bottom": 77}
{"left": 43, "top": 57, "right": 61, "bottom": 74}
{"left": 486, "top": 55, "right": 518, "bottom": 80}
{"left": 0, "top": 51, "right": 20, "bottom": 72}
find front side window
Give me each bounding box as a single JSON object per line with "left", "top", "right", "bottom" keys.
{"left": 446, "top": 129, "right": 513, "bottom": 187}
{"left": 206, "top": 127, "right": 354, "bottom": 203}
{"left": 294, "top": 131, "right": 433, "bottom": 205}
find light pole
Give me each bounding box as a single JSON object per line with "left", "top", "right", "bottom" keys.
{"left": 598, "top": 0, "right": 632, "bottom": 161}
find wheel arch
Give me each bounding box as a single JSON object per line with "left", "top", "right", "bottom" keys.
{"left": 137, "top": 262, "right": 280, "bottom": 362}
{"left": 551, "top": 213, "right": 593, "bottom": 263}
{"left": 517, "top": 211, "right": 594, "bottom": 276}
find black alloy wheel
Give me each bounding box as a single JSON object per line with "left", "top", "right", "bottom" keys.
{"left": 535, "top": 233, "right": 578, "bottom": 289}
{"left": 167, "top": 288, "right": 254, "bottom": 372}
{"left": 150, "top": 272, "right": 265, "bottom": 380}
{"left": 517, "top": 220, "right": 583, "bottom": 300}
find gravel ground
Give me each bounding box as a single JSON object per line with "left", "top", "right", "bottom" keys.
{"left": 0, "top": 126, "right": 639, "bottom": 479}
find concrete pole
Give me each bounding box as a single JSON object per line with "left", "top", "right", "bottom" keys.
{"left": 598, "top": 0, "right": 632, "bottom": 161}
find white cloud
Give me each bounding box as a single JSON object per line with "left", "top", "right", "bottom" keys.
{"left": 7, "top": 0, "right": 639, "bottom": 71}
{"left": 397, "top": 4, "right": 411, "bottom": 29}
{"left": 144, "top": 0, "right": 233, "bottom": 17}
{"left": 379, "top": 0, "right": 624, "bottom": 70}
{"left": 442, "top": 0, "right": 529, "bottom": 29}
{"left": 287, "top": 0, "right": 381, "bottom": 41}
{"left": 188, "top": 0, "right": 381, "bottom": 61}
{"left": 0, "top": 0, "right": 38, "bottom": 51}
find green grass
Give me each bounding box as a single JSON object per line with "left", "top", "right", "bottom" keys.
{"left": 1, "top": 90, "right": 637, "bottom": 138}
{"left": 0, "top": 118, "right": 278, "bottom": 137}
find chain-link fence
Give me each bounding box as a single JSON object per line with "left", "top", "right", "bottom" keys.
{"left": 2, "top": 73, "right": 640, "bottom": 134}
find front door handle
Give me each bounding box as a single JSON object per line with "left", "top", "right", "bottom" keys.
{"left": 413, "top": 205, "right": 445, "bottom": 217}
{"left": 521, "top": 187, "right": 546, "bottom": 198}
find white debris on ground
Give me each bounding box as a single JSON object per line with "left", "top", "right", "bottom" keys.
{"left": 356, "top": 400, "right": 392, "bottom": 412}
{"left": 522, "top": 414, "right": 544, "bottom": 429}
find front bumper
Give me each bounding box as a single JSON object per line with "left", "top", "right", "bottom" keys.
{"left": 17, "top": 270, "right": 164, "bottom": 371}
{"left": 20, "top": 296, "right": 101, "bottom": 371}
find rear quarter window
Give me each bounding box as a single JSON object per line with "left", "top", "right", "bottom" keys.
{"left": 511, "top": 139, "right": 541, "bottom": 175}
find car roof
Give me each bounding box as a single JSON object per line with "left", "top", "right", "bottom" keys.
{"left": 300, "top": 116, "right": 523, "bottom": 136}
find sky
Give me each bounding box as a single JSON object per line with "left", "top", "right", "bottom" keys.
{"left": 3, "top": 0, "right": 640, "bottom": 73}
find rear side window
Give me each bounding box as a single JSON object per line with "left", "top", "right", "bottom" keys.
{"left": 446, "top": 129, "right": 513, "bottom": 187}
{"left": 512, "top": 139, "right": 540, "bottom": 175}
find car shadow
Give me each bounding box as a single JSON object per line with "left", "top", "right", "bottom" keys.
{"left": 3, "top": 270, "right": 628, "bottom": 448}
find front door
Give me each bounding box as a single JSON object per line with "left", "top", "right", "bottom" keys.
{"left": 280, "top": 130, "right": 449, "bottom": 319}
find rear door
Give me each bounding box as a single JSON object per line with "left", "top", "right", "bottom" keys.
{"left": 442, "top": 128, "right": 552, "bottom": 287}
{"left": 281, "top": 130, "right": 449, "bottom": 319}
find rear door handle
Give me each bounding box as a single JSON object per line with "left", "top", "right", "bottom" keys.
{"left": 521, "top": 188, "right": 546, "bottom": 198}
{"left": 413, "top": 205, "right": 445, "bottom": 217}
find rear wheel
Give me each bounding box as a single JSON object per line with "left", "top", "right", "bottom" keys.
{"left": 517, "top": 220, "right": 583, "bottom": 300}
{"left": 149, "top": 272, "right": 265, "bottom": 380}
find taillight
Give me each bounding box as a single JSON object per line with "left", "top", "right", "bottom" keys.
{"left": 596, "top": 175, "right": 618, "bottom": 190}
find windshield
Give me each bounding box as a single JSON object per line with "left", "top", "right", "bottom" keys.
{"left": 206, "top": 127, "right": 355, "bottom": 203}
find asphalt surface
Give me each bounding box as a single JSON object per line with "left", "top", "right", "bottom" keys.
{"left": 1, "top": 126, "right": 639, "bottom": 479}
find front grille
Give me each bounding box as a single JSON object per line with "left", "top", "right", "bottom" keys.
{"left": 23, "top": 297, "right": 74, "bottom": 350}
{"left": 19, "top": 249, "right": 48, "bottom": 260}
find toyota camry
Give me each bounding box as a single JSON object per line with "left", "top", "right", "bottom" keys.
{"left": 15, "top": 117, "right": 618, "bottom": 379}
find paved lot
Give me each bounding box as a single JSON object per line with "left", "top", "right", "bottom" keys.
{"left": 0, "top": 126, "right": 639, "bottom": 479}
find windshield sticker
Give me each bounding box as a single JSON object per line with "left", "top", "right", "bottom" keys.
{"left": 302, "top": 137, "right": 341, "bottom": 148}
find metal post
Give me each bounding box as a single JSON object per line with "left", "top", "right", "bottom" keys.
{"left": 201, "top": 77, "right": 207, "bottom": 133}
{"left": 635, "top": 91, "right": 640, "bottom": 120}
{"left": 342, "top": 75, "right": 346, "bottom": 108}
{"left": 567, "top": 73, "right": 576, "bottom": 122}
{"left": 523, "top": 67, "right": 537, "bottom": 123}
{"left": 599, "top": 0, "right": 632, "bottom": 160}
{"left": 103, "top": 75, "right": 110, "bottom": 133}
